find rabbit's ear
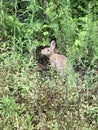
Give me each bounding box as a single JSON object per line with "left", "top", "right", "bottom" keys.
{"left": 50, "top": 40, "right": 56, "bottom": 50}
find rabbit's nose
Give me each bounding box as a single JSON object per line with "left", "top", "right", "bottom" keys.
{"left": 41, "top": 50, "right": 43, "bottom": 53}
{"left": 41, "top": 50, "right": 44, "bottom": 54}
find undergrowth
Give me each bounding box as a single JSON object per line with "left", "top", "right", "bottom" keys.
{"left": 0, "top": 0, "right": 98, "bottom": 130}
{"left": 0, "top": 53, "right": 98, "bottom": 130}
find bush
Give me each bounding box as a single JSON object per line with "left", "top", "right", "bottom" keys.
{"left": 0, "top": 0, "right": 98, "bottom": 130}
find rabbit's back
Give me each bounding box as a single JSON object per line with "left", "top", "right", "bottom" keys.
{"left": 49, "top": 53, "right": 72, "bottom": 75}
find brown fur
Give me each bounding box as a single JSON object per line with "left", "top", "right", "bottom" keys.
{"left": 41, "top": 40, "right": 73, "bottom": 76}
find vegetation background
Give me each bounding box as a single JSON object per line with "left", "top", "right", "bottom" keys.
{"left": 0, "top": 0, "right": 98, "bottom": 130}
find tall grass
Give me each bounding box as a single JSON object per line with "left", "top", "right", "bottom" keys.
{"left": 0, "top": 0, "right": 98, "bottom": 130}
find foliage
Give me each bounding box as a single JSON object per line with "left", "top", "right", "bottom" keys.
{"left": 0, "top": 0, "right": 98, "bottom": 130}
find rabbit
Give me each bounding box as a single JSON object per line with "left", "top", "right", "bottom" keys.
{"left": 41, "top": 40, "right": 73, "bottom": 76}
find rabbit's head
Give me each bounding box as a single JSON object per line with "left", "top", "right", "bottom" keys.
{"left": 41, "top": 40, "right": 56, "bottom": 57}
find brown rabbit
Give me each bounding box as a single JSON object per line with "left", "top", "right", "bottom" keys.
{"left": 41, "top": 40, "right": 73, "bottom": 76}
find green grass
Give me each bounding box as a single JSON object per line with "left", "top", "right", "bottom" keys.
{"left": 0, "top": 52, "right": 98, "bottom": 130}
{"left": 0, "top": 0, "right": 98, "bottom": 129}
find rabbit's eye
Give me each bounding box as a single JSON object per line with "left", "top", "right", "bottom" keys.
{"left": 47, "top": 49, "right": 49, "bottom": 51}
